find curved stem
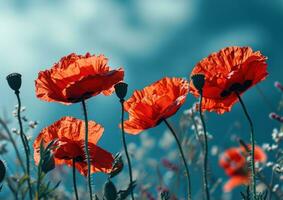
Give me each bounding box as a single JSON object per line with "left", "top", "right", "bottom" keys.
{"left": 120, "top": 100, "right": 135, "bottom": 200}
{"left": 72, "top": 159, "right": 79, "bottom": 200}
{"left": 15, "top": 92, "right": 32, "bottom": 200}
{"left": 236, "top": 92, "right": 256, "bottom": 199}
{"left": 163, "top": 119, "right": 192, "bottom": 200}
{"left": 81, "top": 100, "right": 93, "bottom": 200}
{"left": 0, "top": 118, "right": 25, "bottom": 173}
{"left": 199, "top": 93, "right": 210, "bottom": 200}
{"left": 37, "top": 159, "right": 42, "bottom": 199}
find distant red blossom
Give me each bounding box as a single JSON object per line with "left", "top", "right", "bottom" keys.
{"left": 219, "top": 145, "right": 266, "bottom": 192}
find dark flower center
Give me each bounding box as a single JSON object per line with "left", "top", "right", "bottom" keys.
{"left": 220, "top": 80, "right": 252, "bottom": 97}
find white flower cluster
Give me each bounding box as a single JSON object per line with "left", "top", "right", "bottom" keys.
{"left": 262, "top": 143, "right": 279, "bottom": 151}
{"left": 271, "top": 128, "right": 283, "bottom": 143}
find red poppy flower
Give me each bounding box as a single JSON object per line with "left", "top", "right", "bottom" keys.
{"left": 122, "top": 77, "right": 189, "bottom": 134}
{"left": 35, "top": 53, "right": 124, "bottom": 104}
{"left": 219, "top": 145, "right": 266, "bottom": 192}
{"left": 189, "top": 46, "right": 268, "bottom": 114}
{"left": 33, "top": 116, "right": 114, "bottom": 176}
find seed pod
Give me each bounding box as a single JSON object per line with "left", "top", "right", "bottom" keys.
{"left": 114, "top": 82, "right": 128, "bottom": 100}
{"left": 6, "top": 73, "right": 22, "bottom": 92}
{"left": 191, "top": 74, "right": 205, "bottom": 93}
{"left": 0, "top": 159, "right": 6, "bottom": 183}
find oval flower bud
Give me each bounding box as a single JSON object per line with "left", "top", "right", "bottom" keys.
{"left": 114, "top": 82, "right": 128, "bottom": 100}
{"left": 6, "top": 73, "right": 22, "bottom": 92}
{"left": 191, "top": 74, "right": 205, "bottom": 93}
{"left": 0, "top": 159, "right": 5, "bottom": 183}
{"left": 104, "top": 180, "right": 117, "bottom": 200}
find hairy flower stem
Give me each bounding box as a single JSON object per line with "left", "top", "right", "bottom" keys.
{"left": 72, "top": 159, "right": 79, "bottom": 200}
{"left": 199, "top": 93, "right": 210, "bottom": 200}
{"left": 0, "top": 118, "right": 25, "bottom": 173}
{"left": 236, "top": 92, "right": 256, "bottom": 200}
{"left": 37, "top": 159, "right": 42, "bottom": 199}
{"left": 120, "top": 99, "right": 135, "bottom": 200}
{"left": 81, "top": 100, "right": 93, "bottom": 200}
{"left": 15, "top": 92, "right": 32, "bottom": 200}
{"left": 164, "top": 119, "right": 192, "bottom": 200}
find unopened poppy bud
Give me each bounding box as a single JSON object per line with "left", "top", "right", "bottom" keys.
{"left": 6, "top": 73, "right": 22, "bottom": 92}
{"left": 114, "top": 82, "right": 128, "bottom": 100}
{"left": 104, "top": 180, "right": 117, "bottom": 200}
{"left": 269, "top": 112, "right": 283, "bottom": 123}
{"left": 42, "top": 153, "right": 55, "bottom": 174}
{"left": 274, "top": 81, "right": 283, "bottom": 92}
{"left": 0, "top": 159, "right": 6, "bottom": 183}
{"left": 191, "top": 74, "right": 205, "bottom": 93}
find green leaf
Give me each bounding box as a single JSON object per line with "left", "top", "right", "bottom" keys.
{"left": 104, "top": 180, "right": 117, "bottom": 200}
{"left": 161, "top": 191, "right": 170, "bottom": 200}
{"left": 41, "top": 154, "right": 55, "bottom": 174}
{"left": 117, "top": 181, "right": 136, "bottom": 200}
{"left": 17, "top": 174, "right": 29, "bottom": 188}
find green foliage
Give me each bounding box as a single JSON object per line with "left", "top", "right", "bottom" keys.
{"left": 37, "top": 139, "right": 60, "bottom": 199}
{"left": 117, "top": 181, "right": 136, "bottom": 200}
{"left": 104, "top": 180, "right": 117, "bottom": 200}
{"left": 161, "top": 191, "right": 170, "bottom": 200}
{"left": 240, "top": 186, "right": 268, "bottom": 200}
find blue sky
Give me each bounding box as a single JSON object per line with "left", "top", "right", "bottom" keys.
{"left": 0, "top": 1, "right": 282, "bottom": 199}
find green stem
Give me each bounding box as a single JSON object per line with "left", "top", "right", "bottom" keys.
{"left": 37, "top": 160, "right": 41, "bottom": 199}
{"left": 163, "top": 119, "right": 192, "bottom": 200}
{"left": 81, "top": 100, "right": 93, "bottom": 200}
{"left": 120, "top": 100, "right": 135, "bottom": 200}
{"left": 199, "top": 93, "right": 210, "bottom": 200}
{"left": 236, "top": 92, "right": 256, "bottom": 200}
{"left": 15, "top": 92, "right": 32, "bottom": 200}
{"left": 72, "top": 158, "right": 79, "bottom": 200}
{"left": 0, "top": 118, "right": 25, "bottom": 173}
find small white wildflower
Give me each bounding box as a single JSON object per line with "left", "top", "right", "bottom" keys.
{"left": 246, "top": 156, "right": 251, "bottom": 162}
{"left": 272, "top": 164, "right": 282, "bottom": 173}
{"left": 211, "top": 145, "right": 219, "bottom": 156}
{"left": 272, "top": 184, "right": 279, "bottom": 192}
{"left": 20, "top": 107, "right": 26, "bottom": 112}
{"left": 266, "top": 162, "right": 273, "bottom": 167}
{"left": 26, "top": 135, "right": 32, "bottom": 141}
{"left": 11, "top": 128, "right": 17, "bottom": 133}
{"left": 28, "top": 121, "right": 38, "bottom": 129}
{"left": 271, "top": 144, "right": 278, "bottom": 150}
{"left": 255, "top": 162, "right": 260, "bottom": 169}
{"left": 262, "top": 143, "right": 270, "bottom": 150}
{"left": 12, "top": 110, "right": 17, "bottom": 117}
{"left": 256, "top": 183, "right": 266, "bottom": 193}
